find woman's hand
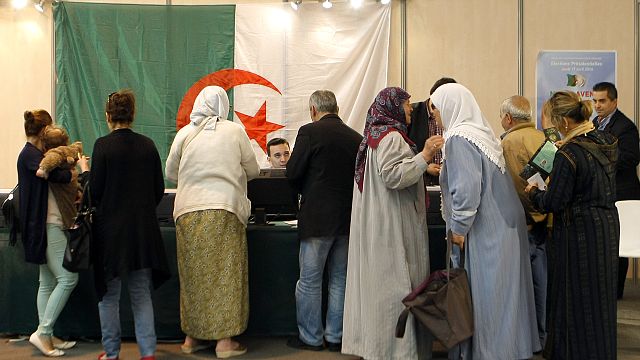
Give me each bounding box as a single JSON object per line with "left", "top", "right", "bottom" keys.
{"left": 421, "top": 135, "right": 444, "bottom": 162}
{"left": 77, "top": 153, "right": 90, "bottom": 173}
{"left": 524, "top": 183, "right": 538, "bottom": 194}
{"left": 36, "top": 168, "right": 47, "bottom": 179}
{"left": 451, "top": 232, "right": 465, "bottom": 250}
{"left": 426, "top": 163, "right": 441, "bottom": 177}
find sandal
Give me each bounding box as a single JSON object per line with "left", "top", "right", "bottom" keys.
{"left": 29, "top": 332, "right": 64, "bottom": 357}
{"left": 181, "top": 342, "right": 212, "bottom": 354}
{"left": 216, "top": 344, "right": 247, "bottom": 359}
{"left": 52, "top": 336, "right": 77, "bottom": 350}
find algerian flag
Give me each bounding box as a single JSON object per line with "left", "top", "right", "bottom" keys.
{"left": 55, "top": 1, "right": 389, "bottom": 172}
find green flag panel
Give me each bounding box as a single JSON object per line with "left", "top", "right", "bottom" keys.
{"left": 54, "top": 2, "right": 235, "bottom": 182}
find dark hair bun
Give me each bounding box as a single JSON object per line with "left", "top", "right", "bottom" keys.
{"left": 24, "top": 110, "right": 34, "bottom": 122}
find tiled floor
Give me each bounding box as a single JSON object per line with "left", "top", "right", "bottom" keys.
{"left": 1, "top": 283, "right": 638, "bottom": 360}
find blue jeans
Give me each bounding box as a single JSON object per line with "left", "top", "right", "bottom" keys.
{"left": 295, "top": 236, "right": 348, "bottom": 346}
{"left": 37, "top": 224, "right": 79, "bottom": 335}
{"left": 528, "top": 231, "right": 547, "bottom": 346}
{"left": 98, "top": 268, "right": 156, "bottom": 358}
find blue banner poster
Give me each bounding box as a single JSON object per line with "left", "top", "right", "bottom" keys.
{"left": 535, "top": 51, "right": 616, "bottom": 127}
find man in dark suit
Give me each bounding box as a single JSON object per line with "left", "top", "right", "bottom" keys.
{"left": 285, "top": 90, "right": 363, "bottom": 352}
{"left": 592, "top": 81, "right": 640, "bottom": 299}
{"left": 407, "top": 77, "right": 456, "bottom": 185}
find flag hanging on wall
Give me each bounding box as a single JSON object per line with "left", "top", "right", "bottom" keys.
{"left": 54, "top": 1, "right": 389, "bottom": 171}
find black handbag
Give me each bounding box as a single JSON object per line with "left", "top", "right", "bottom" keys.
{"left": 63, "top": 182, "right": 94, "bottom": 272}
{"left": 395, "top": 233, "right": 474, "bottom": 350}
{"left": 2, "top": 184, "right": 20, "bottom": 246}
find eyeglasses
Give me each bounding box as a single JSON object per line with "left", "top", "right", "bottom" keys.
{"left": 107, "top": 92, "right": 116, "bottom": 105}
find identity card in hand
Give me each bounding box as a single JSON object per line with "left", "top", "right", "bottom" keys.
{"left": 528, "top": 140, "right": 557, "bottom": 177}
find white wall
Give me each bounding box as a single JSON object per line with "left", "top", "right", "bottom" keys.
{"left": 0, "top": 0, "right": 637, "bottom": 188}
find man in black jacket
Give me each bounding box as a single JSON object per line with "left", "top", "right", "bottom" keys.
{"left": 592, "top": 82, "right": 640, "bottom": 299}
{"left": 286, "top": 90, "right": 363, "bottom": 352}
{"left": 407, "top": 77, "right": 456, "bottom": 185}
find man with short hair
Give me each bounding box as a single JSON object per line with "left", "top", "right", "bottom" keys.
{"left": 407, "top": 77, "right": 456, "bottom": 185}
{"left": 592, "top": 82, "right": 640, "bottom": 299}
{"left": 285, "top": 90, "right": 362, "bottom": 352}
{"left": 500, "top": 95, "right": 548, "bottom": 346}
{"left": 266, "top": 137, "right": 291, "bottom": 168}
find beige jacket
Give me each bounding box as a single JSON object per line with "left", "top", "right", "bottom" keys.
{"left": 501, "top": 122, "right": 547, "bottom": 225}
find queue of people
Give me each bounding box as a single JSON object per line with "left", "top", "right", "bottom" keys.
{"left": 15, "top": 80, "right": 631, "bottom": 360}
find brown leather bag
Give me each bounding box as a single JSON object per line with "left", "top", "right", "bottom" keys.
{"left": 395, "top": 236, "right": 473, "bottom": 349}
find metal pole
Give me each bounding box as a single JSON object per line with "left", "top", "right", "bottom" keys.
{"left": 401, "top": 0, "right": 407, "bottom": 89}
{"left": 635, "top": 0, "right": 639, "bottom": 128}
{"left": 51, "top": 2, "right": 56, "bottom": 120}
{"left": 517, "top": 0, "right": 524, "bottom": 96}
{"left": 635, "top": 0, "right": 639, "bottom": 284}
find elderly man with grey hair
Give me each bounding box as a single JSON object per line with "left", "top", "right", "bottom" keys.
{"left": 500, "top": 95, "right": 548, "bottom": 348}
{"left": 286, "top": 90, "right": 363, "bottom": 352}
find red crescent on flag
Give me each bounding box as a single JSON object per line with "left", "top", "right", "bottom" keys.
{"left": 176, "top": 69, "right": 282, "bottom": 130}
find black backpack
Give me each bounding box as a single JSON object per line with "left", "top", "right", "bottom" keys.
{"left": 2, "top": 184, "right": 20, "bottom": 246}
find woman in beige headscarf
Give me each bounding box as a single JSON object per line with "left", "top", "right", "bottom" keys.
{"left": 166, "top": 86, "right": 260, "bottom": 358}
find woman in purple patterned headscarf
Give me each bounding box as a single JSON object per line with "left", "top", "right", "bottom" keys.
{"left": 342, "top": 87, "right": 443, "bottom": 360}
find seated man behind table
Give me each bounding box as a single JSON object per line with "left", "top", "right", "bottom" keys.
{"left": 267, "top": 138, "right": 291, "bottom": 168}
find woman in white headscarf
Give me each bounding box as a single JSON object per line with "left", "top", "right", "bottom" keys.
{"left": 430, "top": 83, "right": 540, "bottom": 359}
{"left": 166, "top": 86, "right": 260, "bottom": 358}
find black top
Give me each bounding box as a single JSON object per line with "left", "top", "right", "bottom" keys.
{"left": 530, "top": 131, "right": 618, "bottom": 359}
{"left": 17, "top": 142, "right": 71, "bottom": 264}
{"left": 286, "top": 114, "right": 363, "bottom": 240}
{"left": 593, "top": 109, "right": 640, "bottom": 200}
{"left": 408, "top": 101, "right": 429, "bottom": 152}
{"left": 90, "top": 128, "right": 169, "bottom": 299}
{"left": 408, "top": 101, "right": 438, "bottom": 185}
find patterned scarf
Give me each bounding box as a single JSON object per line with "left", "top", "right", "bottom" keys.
{"left": 354, "top": 87, "right": 416, "bottom": 192}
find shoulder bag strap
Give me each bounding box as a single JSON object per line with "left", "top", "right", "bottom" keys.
{"left": 446, "top": 229, "right": 466, "bottom": 281}
{"left": 181, "top": 119, "right": 208, "bottom": 154}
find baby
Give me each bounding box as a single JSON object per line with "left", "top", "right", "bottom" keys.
{"left": 36, "top": 125, "right": 83, "bottom": 229}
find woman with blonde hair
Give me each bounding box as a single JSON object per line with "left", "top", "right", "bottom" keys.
{"left": 166, "top": 86, "right": 260, "bottom": 358}
{"left": 527, "top": 91, "right": 618, "bottom": 359}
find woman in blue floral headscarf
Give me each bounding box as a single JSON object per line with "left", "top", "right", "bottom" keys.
{"left": 342, "top": 87, "right": 443, "bottom": 360}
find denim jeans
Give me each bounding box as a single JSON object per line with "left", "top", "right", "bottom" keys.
{"left": 37, "top": 224, "right": 79, "bottom": 335}
{"left": 295, "top": 236, "right": 348, "bottom": 346}
{"left": 98, "top": 268, "right": 156, "bottom": 358}
{"left": 528, "top": 231, "right": 547, "bottom": 346}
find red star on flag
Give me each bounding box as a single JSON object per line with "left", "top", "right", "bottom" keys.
{"left": 235, "top": 101, "right": 284, "bottom": 153}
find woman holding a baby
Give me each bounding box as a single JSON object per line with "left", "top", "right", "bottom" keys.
{"left": 17, "top": 109, "right": 89, "bottom": 357}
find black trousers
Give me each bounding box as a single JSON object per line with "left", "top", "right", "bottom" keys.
{"left": 618, "top": 257, "right": 629, "bottom": 299}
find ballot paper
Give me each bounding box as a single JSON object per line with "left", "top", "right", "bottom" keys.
{"left": 526, "top": 172, "right": 547, "bottom": 191}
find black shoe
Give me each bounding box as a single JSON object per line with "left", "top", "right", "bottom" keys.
{"left": 286, "top": 337, "right": 324, "bottom": 351}
{"left": 326, "top": 341, "right": 341, "bottom": 352}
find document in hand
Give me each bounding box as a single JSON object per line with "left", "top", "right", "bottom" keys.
{"left": 543, "top": 127, "right": 562, "bottom": 143}
{"left": 519, "top": 140, "right": 558, "bottom": 188}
